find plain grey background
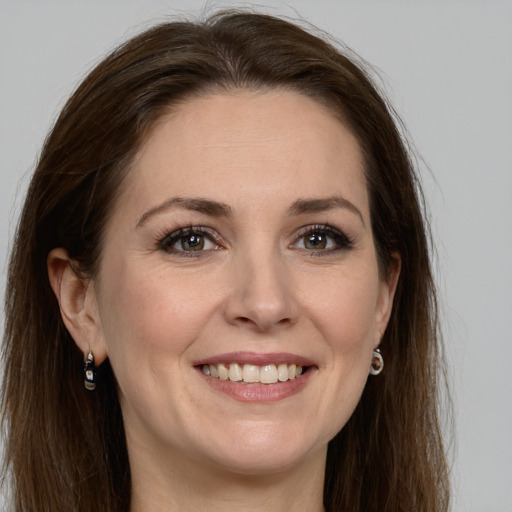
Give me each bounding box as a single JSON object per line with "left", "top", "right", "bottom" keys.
{"left": 1, "top": 1, "right": 511, "bottom": 511}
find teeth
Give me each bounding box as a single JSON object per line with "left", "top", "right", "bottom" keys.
{"left": 260, "top": 364, "right": 278, "bottom": 384}
{"left": 243, "top": 364, "right": 260, "bottom": 383}
{"left": 228, "top": 363, "right": 242, "bottom": 382}
{"left": 277, "top": 363, "right": 289, "bottom": 382}
{"left": 202, "top": 363, "right": 305, "bottom": 384}
{"left": 218, "top": 363, "right": 229, "bottom": 381}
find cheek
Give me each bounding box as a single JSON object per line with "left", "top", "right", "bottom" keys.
{"left": 306, "top": 275, "right": 379, "bottom": 431}
{"left": 301, "top": 267, "right": 381, "bottom": 357}
{"left": 96, "top": 259, "right": 224, "bottom": 372}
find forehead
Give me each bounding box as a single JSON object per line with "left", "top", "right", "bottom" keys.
{"left": 119, "top": 89, "right": 368, "bottom": 220}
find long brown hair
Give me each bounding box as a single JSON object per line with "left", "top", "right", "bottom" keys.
{"left": 2, "top": 10, "right": 450, "bottom": 511}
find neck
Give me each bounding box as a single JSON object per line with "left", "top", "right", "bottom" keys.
{"left": 128, "top": 441, "right": 326, "bottom": 512}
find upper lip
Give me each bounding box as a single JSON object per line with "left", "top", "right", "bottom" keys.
{"left": 194, "top": 351, "right": 315, "bottom": 367}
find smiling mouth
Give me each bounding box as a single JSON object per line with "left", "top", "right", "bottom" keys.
{"left": 201, "top": 363, "right": 307, "bottom": 384}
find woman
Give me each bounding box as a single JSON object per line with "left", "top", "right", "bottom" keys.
{"left": 1, "top": 10, "right": 450, "bottom": 512}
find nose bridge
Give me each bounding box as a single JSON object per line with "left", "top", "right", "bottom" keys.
{"left": 225, "top": 240, "right": 298, "bottom": 332}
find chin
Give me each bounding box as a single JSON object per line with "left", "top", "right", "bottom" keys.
{"left": 195, "top": 421, "right": 329, "bottom": 476}
{"left": 209, "top": 447, "right": 318, "bottom": 476}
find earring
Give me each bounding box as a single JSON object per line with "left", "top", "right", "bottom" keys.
{"left": 370, "top": 348, "right": 384, "bottom": 376}
{"left": 83, "top": 351, "right": 97, "bottom": 391}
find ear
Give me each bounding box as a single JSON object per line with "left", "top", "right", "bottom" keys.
{"left": 374, "top": 252, "right": 401, "bottom": 344}
{"left": 47, "top": 248, "right": 108, "bottom": 365}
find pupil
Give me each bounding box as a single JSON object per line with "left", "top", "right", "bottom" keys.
{"left": 188, "top": 235, "right": 200, "bottom": 246}
{"left": 306, "top": 233, "right": 326, "bottom": 249}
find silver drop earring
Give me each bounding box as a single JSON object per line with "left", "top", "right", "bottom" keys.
{"left": 83, "top": 351, "right": 97, "bottom": 391}
{"left": 370, "top": 348, "right": 384, "bottom": 376}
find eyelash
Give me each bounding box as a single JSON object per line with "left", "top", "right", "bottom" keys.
{"left": 292, "top": 224, "right": 354, "bottom": 254}
{"left": 157, "top": 226, "right": 221, "bottom": 257}
{"left": 156, "top": 223, "right": 354, "bottom": 257}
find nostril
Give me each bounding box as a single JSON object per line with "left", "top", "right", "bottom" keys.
{"left": 233, "top": 314, "right": 294, "bottom": 332}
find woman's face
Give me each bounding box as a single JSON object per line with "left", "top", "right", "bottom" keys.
{"left": 88, "top": 90, "right": 397, "bottom": 475}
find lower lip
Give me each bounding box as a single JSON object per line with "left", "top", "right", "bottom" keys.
{"left": 198, "top": 368, "right": 314, "bottom": 402}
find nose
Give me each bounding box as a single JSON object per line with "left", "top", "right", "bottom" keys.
{"left": 224, "top": 249, "right": 299, "bottom": 333}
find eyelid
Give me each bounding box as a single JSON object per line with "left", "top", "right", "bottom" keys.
{"left": 291, "top": 223, "right": 354, "bottom": 251}
{"left": 157, "top": 225, "right": 223, "bottom": 254}
{"left": 155, "top": 223, "right": 353, "bottom": 256}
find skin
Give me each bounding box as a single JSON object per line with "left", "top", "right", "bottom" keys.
{"left": 49, "top": 89, "right": 399, "bottom": 512}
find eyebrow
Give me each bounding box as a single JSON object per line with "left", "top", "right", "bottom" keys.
{"left": 287, "top": 196, "right": 365, "bottom": 227}
{"left": 136, "top": 195, "right": 365, "bottom": 228}
{"left": 136, "top": 197, "right": 232, "bottom": 228}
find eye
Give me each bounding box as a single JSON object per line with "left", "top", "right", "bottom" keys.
{"left": 292, "top": 225, "right": 354, "bottom": 252}
{"left": 158, "top": 227, "right": 220, "bottom": 255}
